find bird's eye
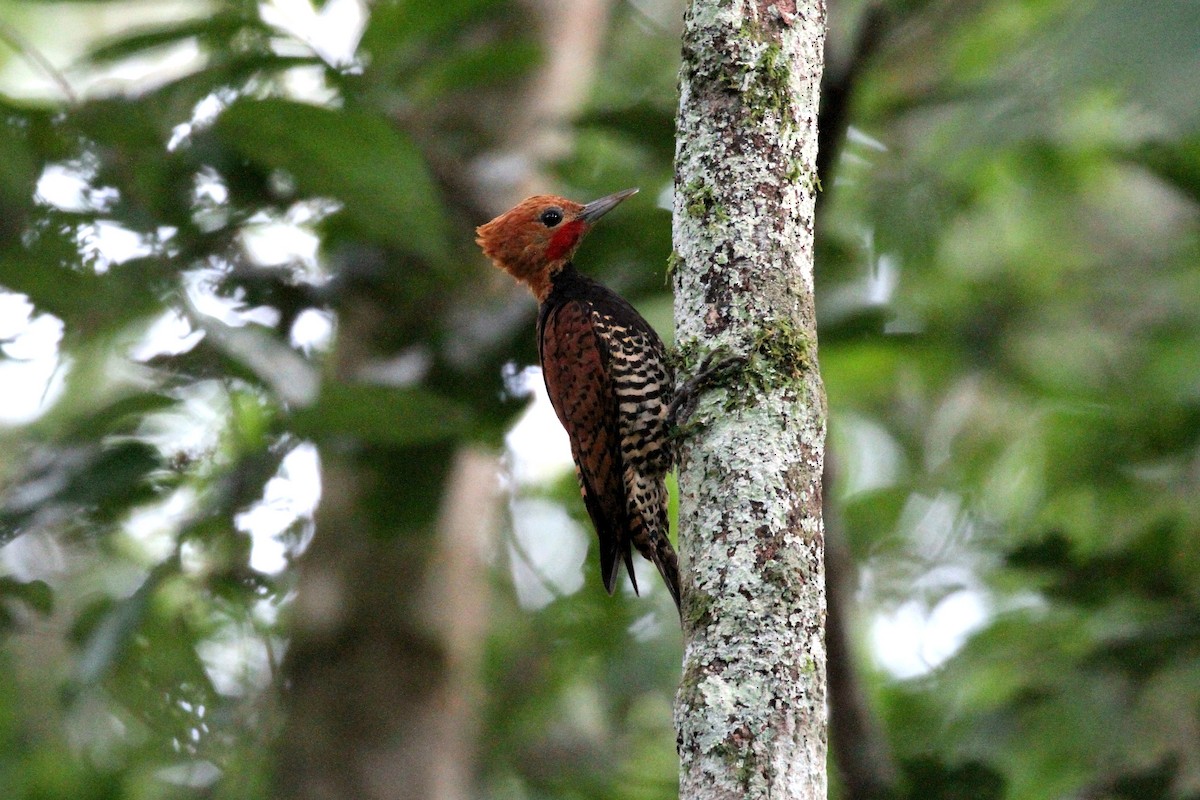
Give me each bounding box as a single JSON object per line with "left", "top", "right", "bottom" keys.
{"left": 539, "top": 208, "right": 564, "bottom": 227}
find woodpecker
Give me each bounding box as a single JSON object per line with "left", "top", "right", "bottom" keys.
{"left": 477, "top": 188, "right": 682, "bottom": 613}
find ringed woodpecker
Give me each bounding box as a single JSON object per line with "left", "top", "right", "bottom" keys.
{"left": 477, "top": 188, "right": 682, "bottom": 613}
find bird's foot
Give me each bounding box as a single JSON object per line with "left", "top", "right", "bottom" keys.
{"left": 668, "top": 347, "right": 748, "bottom": 433}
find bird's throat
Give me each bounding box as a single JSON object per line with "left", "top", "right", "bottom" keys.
{"left": 545, "top": 220, "right": 587, "bottom": 263}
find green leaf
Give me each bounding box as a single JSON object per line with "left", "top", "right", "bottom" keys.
{"left": 579, "top": 103, "right": 677, "bottom": 163}
{"left": 59, "top": 392, "right": 180, "bottom": 441}
{"left": 147, "top": 54, "right": 324, "bottom": 114}
{"left": 215, "top": 98, "right": 449, "bottom": 261}
{"left": 0, "top": 577, "right": 54, "bottom": 615}
{"left": 0, "top": 246, "right": 173, "bottom": 337}
{"left": 360, "top": 0, "right": 501, "bottom": 63}
{"left": 1130, "top": 138, "right": 1200, "bottom": 207}
{"left": 291, "top": 383, "right": 471, "bottom": 445}
{"left": 0, "top": 120, "right": 39, "bottom": 212}
{"left": 62, "top": 442, "right": 163, "bottom": 519}
{"left": 900, "top": 756, "right": 1005, "bottom": 800}
{"left": 84, "top": 12, "right": 258, "bottom": 66}
{"left": 408, "top": 39, "right": 540, "bottom": 100}
{"left": 0, "top": 441, "right": 164, "bottom": 544}
{"left": 144, "top": 336, "right": 264, "bottom": 387}
{"left": 74, "top": 561, "right": 173, "bottom": 686}
{"left": 195, "top": 314, "right": 318, "bottom": 406}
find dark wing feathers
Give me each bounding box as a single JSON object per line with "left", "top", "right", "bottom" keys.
{"left": 539, "top": 299, "right": 633, "bottom": 596}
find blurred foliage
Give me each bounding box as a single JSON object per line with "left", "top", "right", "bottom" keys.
{"left": 0, "top": 0, "right": 1197, "bottom": 798}
{"left": 818, "top": 2, "right": 1200, "bottom": 799}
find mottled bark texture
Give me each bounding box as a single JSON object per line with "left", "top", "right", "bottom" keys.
{"left": 671, "top": 0, "right": 828, "bottom": 798}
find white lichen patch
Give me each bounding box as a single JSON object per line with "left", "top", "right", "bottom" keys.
{"left": 671, "top": 0, "right": 828, "bottom": 797}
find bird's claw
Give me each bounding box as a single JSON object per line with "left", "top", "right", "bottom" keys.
{"left": 668, "top": 347, "right": 748, "bottom": 433}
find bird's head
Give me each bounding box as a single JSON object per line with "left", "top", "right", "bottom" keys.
{"left": 476, "top": 188, "right": 638, "bottom": 302}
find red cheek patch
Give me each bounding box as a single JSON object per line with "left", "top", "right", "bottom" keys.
{"left": 545, "top": 220, "right": 586, "bottom": 262}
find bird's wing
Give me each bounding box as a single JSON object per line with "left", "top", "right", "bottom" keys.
{"left": 539, "top": 298, "right": 633, "bottom": 596}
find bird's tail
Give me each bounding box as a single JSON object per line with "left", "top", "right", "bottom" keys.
{"left": 649, "top": 539, "right": 682, "bottom": 617}
{"left": 627, "top": 478, "right": 682, "bottom": 618}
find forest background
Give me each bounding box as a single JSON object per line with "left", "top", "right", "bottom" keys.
{"left": 0, "top": 0, "right": 1198, "bottom": 799}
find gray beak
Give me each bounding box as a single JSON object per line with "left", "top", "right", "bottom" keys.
{"left": 578, "top": 187, "right": 639, "bottom": 223}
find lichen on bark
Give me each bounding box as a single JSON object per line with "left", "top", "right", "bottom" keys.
{"left": 671, "top": 0, "right": 828, "bottom": 798}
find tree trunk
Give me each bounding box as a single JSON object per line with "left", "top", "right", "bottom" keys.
{"left": 671, "top": 0, "right": 828, "bottom": 797}
{"left": 273, "top": 288, "right": 498, "bottom": 800}
{"left": 269, "top": 0, "right": 622, "bottom": 793}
